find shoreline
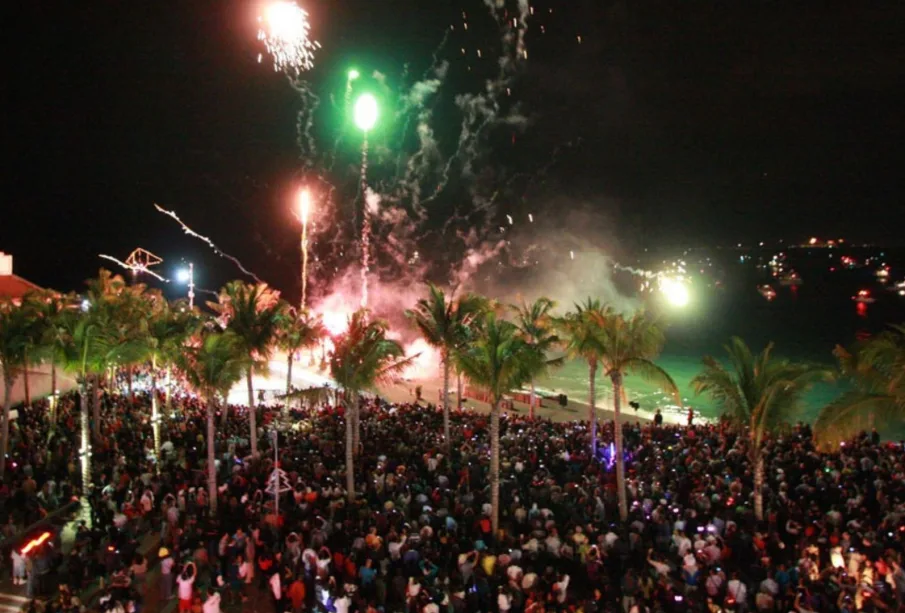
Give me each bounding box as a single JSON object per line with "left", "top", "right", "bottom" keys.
{"left": 377, "top": 379, "right": 700, "bottom": 426}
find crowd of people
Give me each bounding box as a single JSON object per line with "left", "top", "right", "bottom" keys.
{"left": 2, "top": 384, "right": 905, "bottom": 613}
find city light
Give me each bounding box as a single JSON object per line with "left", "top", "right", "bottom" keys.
{"left": 348, "top": 69, "right": 360, "bottom": 81}
{"left": 176, "top": 268, "right": 191, "bottom": 283}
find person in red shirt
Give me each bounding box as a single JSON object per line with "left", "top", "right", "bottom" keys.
{"left": 287, "top": 573, "right": 306, "bottom": 612}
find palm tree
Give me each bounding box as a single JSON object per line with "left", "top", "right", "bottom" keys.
{"left": 26, "top": 290, "right": 70, "bottom": 418}
{"left": 510, "top": 297, "right": 563, "bottom": 418}
{"left": 456, "top": 312, "right": 544, "bottom": 534}
{"left": 277, "top": 308, "right": 324, "bottom": 410}
{"left": 176, "top": 330, "right": 248, "bottom": 515}
{"left": 593, "top": 309, "right": 679, "bottom": 521}
{"left": 146, "top": 294, "right": 198, "bottom": 468}
{"left": 108, "top": 282, "right": 154, "bottom": 401}
{"left": 211, "top": 281, "right": 285, "bottom": 457}
{"left": 406, "top": 284, "right": 487, "bottom": 447}
{"left": 692, "top": 337, "right": 829, "bottom": 520}
{"left": 330, "top": 310, "right": 412, "bottom": 501}
{"left": 0, "top": 298, "right": 32, "bottom": 476}
{"left": 815, "top": 324, "right": 905, "bottom": 447}
{"left": 83, "top": 269, "right": 132, "bottom": 432}
{"left": 558, "top": 298, "right": 610, "bottom": 452}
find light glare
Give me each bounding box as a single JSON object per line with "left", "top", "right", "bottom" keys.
{"left": 258, "top": 2, "right": 316, "bottom": 74}
{"left": 354, "top": 93, "right": 379, "bottom": 132}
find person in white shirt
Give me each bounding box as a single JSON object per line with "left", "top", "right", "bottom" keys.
{"left": 269, "top": 571, "right": 282, "bottom": 609}
{"left": 554, "top": 574, "right": 570, "bottom": 604}
{"left": 334, "top": 593, "right": 352, "bottom": 613}
{"left": 202, "top": 588, "right": 222, "bottom": 613}
{"left": 647, "top": 549, "right": 671, "bottom": 577}
{"left": 674, "top": 530, "right": 692, "bottom": 557}
{"left": 726, "top": 572, "right": 747, "bottom": 607}
{"left": 177, "top": 562, "right": 196, "bottom": 609}
{"left": 498, "top": 587, "right": 513, "bottom": 612}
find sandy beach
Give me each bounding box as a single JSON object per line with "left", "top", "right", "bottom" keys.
{"left": 378, "top": 376, "right": 660, "bottom": 425}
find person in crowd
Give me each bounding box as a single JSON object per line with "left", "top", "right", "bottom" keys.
{"left": 4, "top": 382, "right": 904, "bottom": 613}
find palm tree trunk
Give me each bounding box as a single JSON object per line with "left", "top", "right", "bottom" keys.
{"left": 346, "top": 391, "right": 357, "bottom": 502}
{"left": 589, "top": 361, "right": 598, "bottom": 454}
{"left": 151, "top": 356, "right": 161, "bottom": 474}
{"left": 79, "top": 380, "right": 91, "bottom": 488}
{"left": 352, "top": 397, "right": 360, "bottom": 455}
{"left": 753, "top": 451, "right": 765, "bottom": 521}
{"left": 529, "top": 381, "right": 536, "bottom": 420}
{"left": 165, "top": 365, "right": 172, "bottom": 415}
{"left": 50, "top": 362, "right": 57, "bottom": 422}
{"left": 1, "top": 377, "right": 12, "bottom": 477}
{"left": 247, "top": 367, "right": 258, "bottom": 457}
{"left": 612, "top": 371, "right": 629, "bottom": 521}
{"left": 207, "top": 393, "right": 218, "bottom": 515}
{"left": 92, "top": 374, "right": 101, "bottom": 436}
{"left": 285, "top": 352, "right": 293, "bottom": 417}
{"left": 490, "top": 398, "right": 501, "bottom": 536}
{"left": 23, "top": 349, "right": 31, "bottom": 408}
{"left": 442, "top": 351, "right": 451, "bottom": 450}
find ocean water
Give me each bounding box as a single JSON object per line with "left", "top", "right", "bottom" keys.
{"left": 538, "top": 248, "right": 905, "bottom": 427}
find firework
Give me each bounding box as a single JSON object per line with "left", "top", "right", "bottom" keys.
{"left": 99, "top": 254, "right": 167, "bottom": 282}
{"left": 299, "top": 189, "right": 311, "bottom": 309}
{"left": 257, "top": 1, "right": 318, "bottom": 75}
{"left": 354, "top": 93, "right": 380, "bottom": 308}
{"left": 154, "top": 203, "right": 264, "bottom": 283}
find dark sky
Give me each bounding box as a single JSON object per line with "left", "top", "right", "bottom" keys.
{"left": 6, "top": 0, "right": 905, "bottom": 295}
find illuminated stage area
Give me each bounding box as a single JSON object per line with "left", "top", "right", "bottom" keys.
{"left": 225, "top": 351, "right": 334, "bottom": 407}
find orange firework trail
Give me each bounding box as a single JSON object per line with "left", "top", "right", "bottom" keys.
{"left": 153, "top": 203, "right": 264, "bottom": 283}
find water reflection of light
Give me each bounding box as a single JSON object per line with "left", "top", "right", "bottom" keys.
{"left": 856, "top": 302, "right": 868, "bottom": 317}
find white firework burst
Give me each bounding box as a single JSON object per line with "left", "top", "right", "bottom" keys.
{"left": 257, "top": 2, "right": 318, "bottom": 74}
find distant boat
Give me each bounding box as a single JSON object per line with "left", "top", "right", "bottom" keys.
{"left": 778, "top": 271, "right": 803, "bottom": 286}
{"left": 892, "top": 280, "right": 905, "bottom": 296}
{"left": 853, "top": 289, "right": 876, "bottom": 304}
{"left": 757, "top": 284, "right": 777, "bottom": 300}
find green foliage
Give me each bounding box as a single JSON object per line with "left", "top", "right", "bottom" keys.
{"left": 594, "top": 309, "right": 679, "bottom": 401}
{"left": 816, "top": 324, "right": 905, "bottom": 444}
{"left": 510, "top": 297, "right": 564, "bottom": 381}
{"left": 556, "top": 298, "right": 610, "bottom": 370}
{"left": 176, "top": 330, "right": 249, "bottom": 402}
{"left": 277, "top": 306, "right": 325, "bottom": 355}
{"left": 210, "top": 281, "right": 285, "bottom": 369}
{"left": 455, "top": 313, "right": 543, "bottom": 404}
{"left": 406, "top": 284, "right": 487, "bottom": 357}
{"left": 0, "top": 298, "right": 35, "bottom": 386}
{"left": 329, "top": 310, "right": 412, "bottom": 395}
{"left": 693, "top": 337, "right": 830, "bottom": 438}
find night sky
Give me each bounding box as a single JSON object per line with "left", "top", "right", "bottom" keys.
{"left": 6, "top": 0, "right": 905, "bottom": 296}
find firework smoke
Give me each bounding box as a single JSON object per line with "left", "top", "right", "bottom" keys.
{"left": 154, "top": 204, "right": 264, "bottom": 283}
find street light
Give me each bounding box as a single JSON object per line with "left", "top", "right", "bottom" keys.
{"left": 176, "top": 263, "right": 195, "bottom": 309}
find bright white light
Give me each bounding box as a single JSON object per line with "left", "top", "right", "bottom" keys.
{"left": 660, "top": 277, "right": 690, "bottom": 307}
{"left": 80, "top": 299, "right": 91, "bottom": 312}
{"left": 258, "top": 2, "right": 316, "bottom": 74}
{"left": 299, "top": 189, "right": 311, "bottom": 224}
{"left": 176, "top": 269, "right": 191, "bottom": 283}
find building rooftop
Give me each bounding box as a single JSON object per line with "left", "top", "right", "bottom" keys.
{"left": 0, "top": 252, "right": 42, "bottom": 300}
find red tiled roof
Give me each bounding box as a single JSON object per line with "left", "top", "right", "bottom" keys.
{"left": 0, "top": 274, "right": 42, "bottom": 299}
